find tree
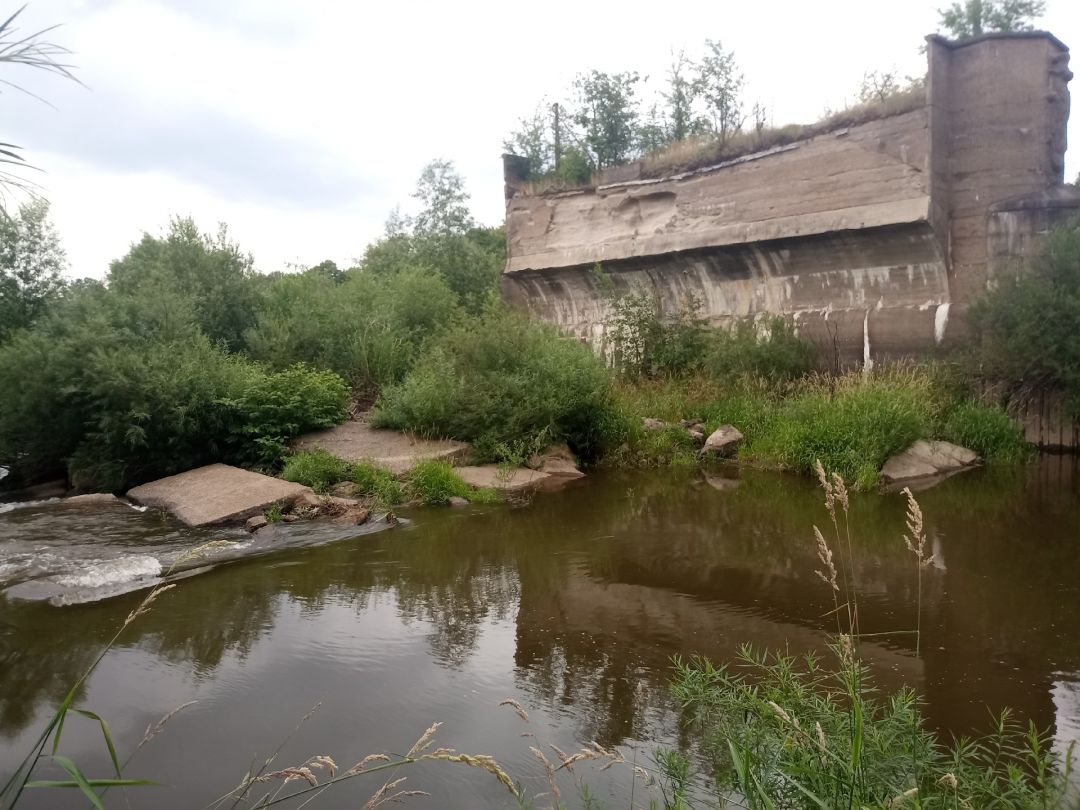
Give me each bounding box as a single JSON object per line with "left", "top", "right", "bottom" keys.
{"left": 107, "top": 217, "right": 257, "bottom": 350}
{"left": 663, "top": 49, "right": 701, "bottom": 143}
{"left": 937, "top": 0, "right": 1045, "bottom": 39}
{"left": 411, "top": 159, "right": 474, "bottom": 236}
{"left": 503, "top": 104, "right": 553, "bottom": 179}
{"left": 695, "top": 40, "right": 745, "bottom": 145}
{"left": 0, "top": 199, "right": 66, "bottom": 341}
{"left": 572, "top": 70, "right": 642, "bottom": 169}
{"left": 858, "top": 70, "right": 901, "bottom": 104}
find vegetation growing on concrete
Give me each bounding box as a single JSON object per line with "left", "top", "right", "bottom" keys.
{"left": 406, "top": 460, "right": 498, "bottom": 506}
{"left": 280, "top": 449, "right": 351, "bottom": 494}
{"left": 969, "top": 217, "right": 1080, "bottom": 417}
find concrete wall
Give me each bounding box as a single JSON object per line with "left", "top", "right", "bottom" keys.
{"left": 502, "top": 31, "right": 1078, "bottom": 366}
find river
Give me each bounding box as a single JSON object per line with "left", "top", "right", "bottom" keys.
{"left": 1, "top": 458, "right": 1078, "bottom": 808}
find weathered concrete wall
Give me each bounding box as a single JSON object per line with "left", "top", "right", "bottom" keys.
{"left": 502, "top": 31, "right": 1078, "bottom": 366}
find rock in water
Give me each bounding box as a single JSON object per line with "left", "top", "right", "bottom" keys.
{"left": 127, "top": 464, "right": 314, "bottom": 527}
{"left": 700, "top": 425, "right": 744, "bottom": 458}
{"left": 880, "top": 440, "right": 980, "bottom": 484}
{"left": 246, "top": 515, "right": 268, "bottom": 532}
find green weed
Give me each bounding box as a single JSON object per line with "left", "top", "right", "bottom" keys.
{"left": 281, "top": 449, "right": 350, "bottom": 493}
{"left": 351, "top": 461, "right": 405, "bottom": 506}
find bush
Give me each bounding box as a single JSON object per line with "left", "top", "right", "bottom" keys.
{"left": 941, "top": 401, "right": 1029, "bottom": 462}
{"left": 373, "top": 309, "right": 623, "bottom": 463}
{"left": 706, "top": 316, "right": 817, "bottom": 380}
{"left": 0, "top": 281, "right": 349, "bottom": 491}
{"left": 970, "top": 218, "right": 1080, "bottom": 414}
{"left": 604, "top": 288, "right": 711, "bottom": 378}
{"left": 352, "top": 461, "right": 405, "bottom": 505}
{"left": 224, "top": 364, "right": 349, "bottom": 467}
{"left": 281, "top": 449, "right": 350, "bottom": 493}
{"left": 244, "top": 267, "right": 461, "bottom": 391}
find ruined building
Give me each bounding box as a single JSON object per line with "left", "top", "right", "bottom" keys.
{"left": 501, "top": 31, "right": 1080, "bottom": 365}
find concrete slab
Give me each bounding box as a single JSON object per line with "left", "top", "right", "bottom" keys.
{"left": 127, "top": 464, "right": 313, "bottom": 527}
{"left": 455, "top": 465, "right": 554, "bottom": 493}
{"left": 293, "top": 420, "right": 469, "bottom": 475}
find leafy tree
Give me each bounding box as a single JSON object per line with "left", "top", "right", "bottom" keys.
{"left": 0, "top": 199, "right": 66, "bottom": 341}
{"left": 663, "top": 49, "right": 701, "bottom": 143}
{"left": 503, "top": 104, "right": 553, "bottom": 178}
{"left": 572, "top": 70, "right": 642, "bottom": 169}
{"left": 937, "top": 0, "right": 1045, "bottom": 39}
{"left": 411, "top": 159, "right": 474, "bottom": 236}
{"left": 107, "top": 217, "right": 257, "bottom": 350}
{"left": 695, "top": 40, "right": 745, "bottom": 145}
{"left": 360, "top": 162, "right": 503, "bottom": 310}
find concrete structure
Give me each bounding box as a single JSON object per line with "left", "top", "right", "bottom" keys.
{"left": 293, "top": 419, "right": 469, "bottom": 475}
{"left": 127, "top": 464, "right": 313, "bottom": 526}
{"left": 501, "top": 31, "right": 1080, "bottom": 365}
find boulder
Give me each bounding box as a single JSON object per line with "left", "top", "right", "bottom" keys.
{"left": 641, "top": 418, "right": 668, "bottom": 432}
{"left": 447, "top": 496, "right": 470, "bottom": 508}
{"left": 687, "top": 429, "right": 706, "bottom": 446}
{"left": 700, "top": 425, "right": 744, "bottom": 458}
{"left": 292, "top": 490, "right": 324, "bottom": 512}
{"left": 527, "top": 443, "right": 585, "bottom": 479}
{"left": 880, "top": 440, "right": 981, "bottom": 484}
{"left": 245, "top": 515, "right": 268, "bottom": 532}
{"left": 680, "top": 418, "right": 705, "bottom": 431}
{"left": 127, "top": 464, "right": 314, "bottom": 527}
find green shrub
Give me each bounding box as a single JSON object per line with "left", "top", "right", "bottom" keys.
{"left": 970, "top": 218, "right": 1080, "bottom": 414}
{"left": 753, "top": 374, "right": 934, "bottom": 488}
{"left": 604, "top": 289, "right": 711, "bottom": 378}
{"left": 224, "top": 364, "right": 349, "bottom": 467}
{"left": 0, "top": 279, "right": 349, "bottom": 491}
{"left": 406, "top": 460, "right": 479, "bottom": 505}
{"left": 374, "top": 309, "right": 622, "bottom": 463}
{"left": 244, "top": 267, "right": 461, "bottom": 391}
{"left": 706, "top": 316, "right": 817, "bottom": 381}
{"left": 281, "top": 449, "right": 350, "bottom": 493}
{"left": 352, "top": 461, "right": 405, "bottom": 505}
{"left": 941, "top": 402, "right": 1029, "bottom": 462}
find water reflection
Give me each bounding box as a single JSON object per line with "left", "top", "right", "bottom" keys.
{"left": 0, "top": 456, "right": 1077, "bottom": 807}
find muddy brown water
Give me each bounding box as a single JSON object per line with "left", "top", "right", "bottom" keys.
{"left": 1, "top": 458, "right": 1078, "bottom": 808}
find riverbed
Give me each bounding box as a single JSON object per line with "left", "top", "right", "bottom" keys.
{"left": 1, "top": 459, "right": 1078, "bottom": 808}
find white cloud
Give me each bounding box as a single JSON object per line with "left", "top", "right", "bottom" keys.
{"left": 5, "top": 0, "right": 1078, "bottom": 278}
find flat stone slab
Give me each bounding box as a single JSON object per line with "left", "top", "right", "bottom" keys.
{"left": 454, "top": 465, "right": 555, "bottom": 492}
{"left": 127, "top": 464, "right": 313, "bottom": 527}
{"left": 293, "top": 421, "right": 469, "bottom": 475}
{"left": 880, "top": 440, "right": 980, "bottom": 485}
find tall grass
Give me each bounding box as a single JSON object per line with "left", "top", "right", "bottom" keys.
{"left": 611, "top": 366, "right": 1029, "bottom": 487}
{"left": 669, "top": 471, "right": 1076, "bottom": 809}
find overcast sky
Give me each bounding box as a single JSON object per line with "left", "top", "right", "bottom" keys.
{"left": 6, "top": 0, "right": 1079, "bottom": 278}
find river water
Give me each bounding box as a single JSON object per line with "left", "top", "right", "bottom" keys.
{"left": 1, "top": 459, "right": 1078, "bottom": 808}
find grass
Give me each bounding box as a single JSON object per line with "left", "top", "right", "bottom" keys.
{"left": 280, "top": 449, "right": 350, "bottom": 493}
{"left": 668, "top": 472, "right": 1076, "bottom": 809}
{"left": 405, "top": 459, "right": 499, "bottom": 506}
{"left": 351, "top": 461, "right": 405, "bottom": 506}
{"left": 609, "top": 366, "right": 1029, "bottom": 487}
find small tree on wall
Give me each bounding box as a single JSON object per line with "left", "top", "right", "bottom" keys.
{"left": 695, "top": 40, "right": 745, "bottom": 146}
{"left": 937, "top": 0, "right": 1046, "bottom": 39}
